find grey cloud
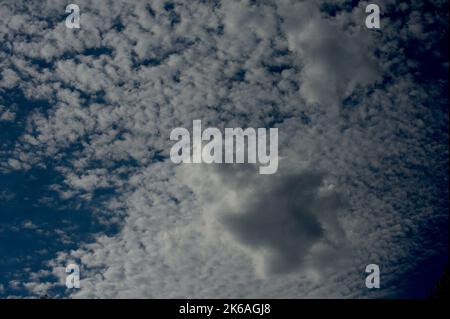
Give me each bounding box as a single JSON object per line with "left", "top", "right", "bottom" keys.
{"left": 221, "top": 171, "right": 347, "bottom": 274}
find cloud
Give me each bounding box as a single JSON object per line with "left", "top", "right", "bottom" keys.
{"left": 178, "top": 164, "right": 350, "bottom": 276}
{"left": 0, "top": 104, "right": 16, "bottom": 122}
{"left": 278, "top": 0, "right": 381, "bottom": 106}
{"left": 224, "top": 172, "right": 347, "bottom": 274}
{"left": 0, "top": 0, "right": 447, "bottom": 298}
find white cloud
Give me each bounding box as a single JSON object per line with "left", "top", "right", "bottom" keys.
{"left": 278, "top": 0, "right": 381, "bottom": 107}
{"left": 0, "top": 104, "right": 16, "bottom": 121}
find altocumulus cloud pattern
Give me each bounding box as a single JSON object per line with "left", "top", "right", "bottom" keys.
{"left": 0, "top": 0, "right": 448, "bottom": 298}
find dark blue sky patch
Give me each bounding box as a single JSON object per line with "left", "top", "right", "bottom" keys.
{"left": 0, "top": 88, "right": 51, "bottom": 151}
{"left": 0, "top": 166, "right": 119, "bottom": 298}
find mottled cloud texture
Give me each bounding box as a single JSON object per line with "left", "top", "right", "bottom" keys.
{"left": 0, "top": 0, "right": 448, "bottom": 298}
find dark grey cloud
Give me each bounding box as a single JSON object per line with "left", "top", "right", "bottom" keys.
{"left": 222, "top": 171, "right": 347, "bottom": 274}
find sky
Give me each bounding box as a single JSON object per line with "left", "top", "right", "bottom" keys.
{"left": 0, "top": 0, "right": 448, "bottom": 298}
